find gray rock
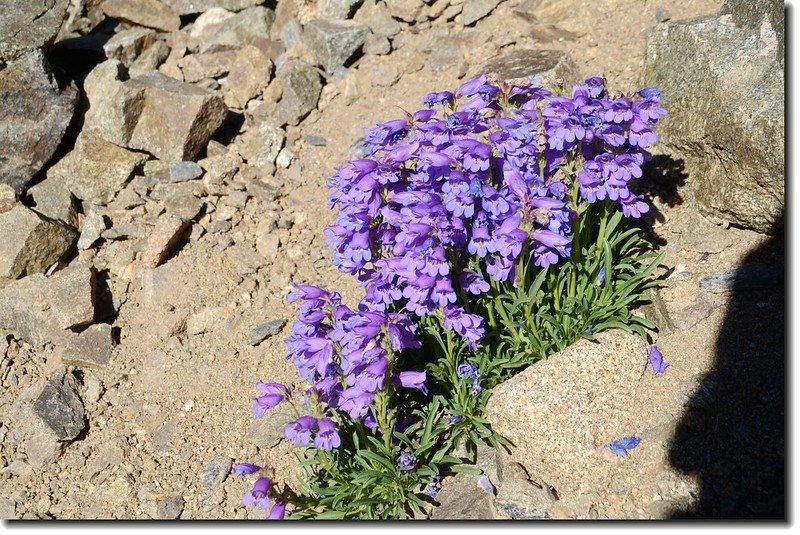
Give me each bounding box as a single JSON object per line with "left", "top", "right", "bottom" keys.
{"left": 248, "top": 318, "right": 287, "bottom": 346}
{"left": 355, "top": 0, "right": 402, "bottom": 37}
{"left": 167, "top": 161, "right": 204, "bottom": 183}
{"left": 250, "top": 400, "right": 293, "bottom": 447}
{"left": 62, "top": 323, "right": 114, "bottom": 368}
{"left": 476, "top": 48, "right": 580, "bottom": 89}
{"left": 304, "top": 19, "right": 371, "bottom": 73}
{"left": 304, "top": 134, "right": 328, "bottom": 147}
{"left": 0, "top": 50, "right": 78, "bottom": 194}
{"left": 46, "top": 133, "right": 149, "bottom": 205}
{"left": 125, "top": 72, "right": 227, "bottom": 161}
{"left": 494, "top": 462, "right": 557, "bottom": 519}
{"left": 699, "top": 264, "right": 781, "bottom": 293}
{"left": 197, "top": 6, "right": 275, "bottom": 54}
{"left": 82, "top": 60, "right": 146, "bottom": 147}
{"left": 455, "top": 0, "right": 501, "bottom": 26}
{"left": 363, "top": 33, "right": 391, "bottom": 55}
{"left": 223, "top": 45, "right": 273, "bottom": 109}
{"left": 46, "top": 265, "right": 96, "bottom": 329}
{"left": 642, "top": 1, "right": 784, "bottom": 234}
{"left": 275, "top": 60, "right": 322, "bottom": 126}
{"left": 655, "top": 7, "right": 671, "bottom": 22}
{"left": 162, "top": 0, "right": 262, "bottom": 15}
{"left": 198, "top": 455, "right": 232, "bottom": 488}
{"left": 236, "top": 122, "right": 285, "bottom": 168}
{"left": 164, "top": 191, "right": 205, "bottom": 222}
{"left": 281, "top": 18, "right": 304, "bottom": 49}
{"left": 318, "top": 0, "right": 361, "bottom": 19}
{"left": 27, "top": 175, "right": 79, "bottom": 228}
{"left": 155, "top": 495, "right": 184, "bottom": 519}
{"left": 102, "top": 0, "right": 181, "bottom": 32}
{"left": 32, "top": 369, "right": 86, "bottom": 441}
{"left": 0, "top": 0, "right": 67, "bottom": 63}
{"left": 0, "top": 206, "right": 77, "bottom": 284}
{"left": 0, "top": 184, "right": 15, "bottom": 214}
{"left": 103, "top": 27, "right": 159, "bottom": 65}
{"left": 430, "top": 473, "right": 496, "bottom": 519}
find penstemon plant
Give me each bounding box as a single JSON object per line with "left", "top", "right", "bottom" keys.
{"left": 235, "top": 74, "right": 667, "bottom": 519}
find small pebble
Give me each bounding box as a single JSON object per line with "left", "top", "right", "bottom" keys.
{"left": 248, "top": 319, "right": 287, "bottom": 346}
{"left": 304, "top": 134, "right": 328, "bottom": 146}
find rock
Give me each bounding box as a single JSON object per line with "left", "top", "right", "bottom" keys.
{"left": 476, "top": 48, "right": 580, "bottom": 89}
{"left": 642, "top": 1, "right": 784, "bottom": 234}
{"left": 0, "top": 206, "right": 76, "bottom": 284}
{"left": 129, "top": 40, "right": 171, "bottom": 76}
{"left": 363, "top": 33, "right": 391, "bottom": 55}
{"left": 494, "top": 462, "right": 557, "bottom": 519}
{"left": 26, "top": 176, "right": 78, "bottom": 228}
{"left": 659, "top": 283, "right": 718, "bottom": 332}
{"left": 62, "top": 323, "right": 113, "bottom": 368}
{"left": 318, "top": 0, "right": 360, "bottom": 19}
{"left": 103, "top": 27, "right": 159, "bottom": 65}
{"left": 280, "top": 18, "right": 304, "bottom": 49}
{"left": 154, "top": 495, "right": 184, "bottom": 519}
{"left": 47, "top": 133, "right": 148, "bottom": 205}
{"left": 198, "top": 455, "right": 232, "bottom": 488}
{"left": 0, "top": 497, "right": 15, "bottom": 518}
{"left": 47, "top": 265, "right": 96, "bottom": 329}
{"left": 549, "top": 492, "right": 599, "bottom": 519}
{"left": 164, "top": 190, "right": 205, "bottom": 221}
{"left": 430, "top": 473, "right": 496, "bottom": 519}
{"left": 255, "top": 232, "right": 279, "bottom": 261}
{"left": 387, "top": 0, "right": 424, "bottom": 22}
{"left": 164, "top": 161, "right": 204, "bottom": 183}
{"left": 0, "top": 184, "right": 15, "bottom": 214}
{"left": 235, "top": 122, "right": 285, "bottom": 168}
{"left": 455, "top": 0, "right": 501, "bottom": 26}
{"left": 0, "top": 0, "right": 68, "bottom": 63}
{"left": 304, "top": 19, "right": 371, "bottom": 73}
{"left": 141, "top": 215, "right": 191, "bottom": 268}
{"left": 178, "top": 50, "right": 237, "bottom": 82}
{"left": 162, "top": 0, "right": 262, "bottom": 15}
{"left": 124, "top": 72, "right": 227, "bottom": 161}
{"left": 187, "top": 306, "right": 235, "bottom": 336}
{"left": 0, "top": 50, "right": 78, "bottom": 194}
{"left": 247, "top": 318, "right": 287, "bottom": 346}
{"left": 355, "top": 0, "right": 402, "bottom": 37}
{"left": 275, "top": 60, "right": 322, "bottom": 126}
{"left": 699, "top": 264, "right": 781, "bottom": 293}
{"left": 485, "top": 331, "right": 649, "bottom": 496}
{"left": 102, "top": 0, "right": 181, "bottom": 32}
{"left": 32, "top": 369, "right": 86, "bottom": 441}
{"left": 196, "top": 6, "right": 275, "bottom": 54}
{"left": 655, "top": 7, "right": 671, "bottom": 22}
{"left": 249, "top": 401, "right": 293, "bottom": 447}
{"left": 304, "top": 134, "right": 328, "bottom": 147}
{"left": 640, "top": 287, "right": 677, "bottom": 335}
{"left": 223, "top": 45, "right": 273, "bottom": 109}
{"left": 24, "top": 432, "right": 65, "bottom": 466}
{"left": 82, "top": 60, "right": 146, "bottom": 147}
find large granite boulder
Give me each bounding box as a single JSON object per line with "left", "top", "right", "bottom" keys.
{"left": 0, "top": 0, "right": 68, "bottom": 63}
{"left": 642, "top": 0, "right": 784, "bottom": 234}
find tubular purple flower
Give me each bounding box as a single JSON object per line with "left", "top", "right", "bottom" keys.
{"left": 284, "top": 416, "right": 317, "bottom": 446}
{"left": 232, "top": 463, "right": 262, "bottom": 477}
{"left": 267, "top": 501, "right": 286, "bottom": 520}
{"left": 648, "top": 344, "right": 670, "bottom": 375}
{"left": 392, "top": 370, "right": 429, "bottom": 395}
{"left": 460, "top": 271, "right": 490, "bottom": 295}
{"left": 251, "top": 382, "right": 289, "bottom": 417}
{"left": 314, "top": 417, "right": 341, "bottom": 451}
{"left": 242, "top": 477, "right": 272, "bottom": 509}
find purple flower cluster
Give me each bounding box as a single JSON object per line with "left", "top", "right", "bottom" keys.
{"left": 457, "top": 362, "right": 482, "bottom": 395}
{"left": 324, "top": 75, "right": 664, "bottom": 349}
{"left": 283, "top": 283, "right": 424, "bottom": 437}
{"left": 235, "top": 466, "right": 286, "bottom": 519}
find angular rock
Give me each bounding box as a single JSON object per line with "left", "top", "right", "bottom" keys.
{"left": 125, "top": 72, "right": 227, "bottom": 161}
{"left": 62, "top": 323, "right": 113, "bottom": 368}
{"left": 78, "top": 210, "right": 109, "bottom": 250}
{"left": 318, "top": 0, "right": 361, "bottom": 19}
{"left": 275, "top": 60, "right": 322, "bottom": 126}
{"left": 223, "top": 45, "right": 273, "bottom": 109}
{"left": 196, "top": 6, "right": 275, "bottom": 54}
{"left": 188, "top": 7, "right": 235, "bottom": 40}
{"left": 355, "top": 0, "right": 402, "bottom": 37}
{"left": 163, "top": 161, "right": 204, "bottom": 183}
{"left": 363, "top": 33, "right": 391, "bottom": 55}
{"left": 485, "top": 331, "right": 649, "bottom": 495}
{"left": 387, "top": 0, "right": 424, "bottom": 22}
{"left": 303, "top": 19, "right": 371, "bottom": 73}
{"left": 47, "top": 265, "right": 96, "bottom": 329}
{"left": 154, "top": 495, "right": 184, "bottom": 519}
{"left": 699, "top": 264, "right": 781, "bottom": 293}
{"left": 26, "top": 173, "right": 79, "bottom": 228}
{"left": 162, "top": 0, "right": 262, "bottom": 15}
{"left": 476, "top": 48, "right": 580, "bottom": 89}
{"left": 102, "top": 0, "right": 181, "bottom": 32}
{"left": 0, "top": 184, "right": 15, "bottom": 214}
{"left": 32, "top": 369, "right": 86, "bottom": 441}
{"left": 141, "top": 214, "right": 191, "bottom": 268}
{"left": 178, "top": 50, "right": 237, "bottom": 82}
{"left": 247, "top": 318, "right": 287, "bottom": 346}
{"left": 0, "top": 206, "right": 76, "bottom": 284}
{"left": 103, "top": 27, "right": 159, "bottom": 65}
{"left": 47, "top": 133, "right": 149, "bottom": 205}
{"left": 494, "top": 462, "right": 557, "bottom": 519}
{"left": 198, "top": 455, "right": 232, "bottom": 488}
{"left": 430, "top": 473, "right": 496, "bottom": 519}
{"left": 642, "top": 1, "right": 784, "bottom": 234}
{"left": 164, "top": 190, "right": 204, "bottom": 221}
{"left": 455, "top": 0, "right": 501, "bottom": 26}
{"left": 82, "top": 60, "right": 146, "bottom": 147}
{"left": 0, "top": 50, "right": 78, "bottom": 194}
{"left": 235, "top": 122, "right": 285, "bottom": 168}
{"left": 129, "top": 40, "right": 171, "bottom": 76}
{"left": 0, "top": 0, "right": 68, "bottom": 63}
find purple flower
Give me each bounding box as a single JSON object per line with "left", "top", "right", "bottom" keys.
{"left": 477, "top": 475, "right": 495, "bottom": 495}
{"left": 251, "top": 382, "right": 289, "bottom": 417}
{"left": 337, "top": 386, "right": 375, "bottom": 419}
{"left": 648, "top": 344, "right": 670, "bottom": 375}
{"left": 232, "top": 463, "right": 262, "bottom": 477}
{"left": 460, "top": 270, "right": 490, "bottom": 295}
{"left": 597, "top": 266, "right": 606, "bottom": 285}
{"left": 284, "top": 416, "right": 317, "bottom": 446}
{"left": 392, "top": 370, "right": 429, "bottom": 395}
{"left": 242, "top": 477, "right": 272, "bottom": 509}
{"left": 314, "top": 417, "right": 341, "bottom": 451}
{"left": 446, "top": 415, "right": 463, "bottom": 428}
{"left": 444, "top": 306, "right": 485, "bottom": 349}
{"left": 397, "top": 450, "right": 417, "bottom": 471}
{"left": 267, "top": 501, "right": 286, "bottom": 520}
{"left": 607, "top": 436, "right": 642, "bottom": 457}
{"left": 423, "top": 91, "right": 454, "bottom": 107}
{"left": 456, "top": 362, "right": 479, "bottom": 380}
{"left": 471, "top": 379, "right": 483, "bottom": 396}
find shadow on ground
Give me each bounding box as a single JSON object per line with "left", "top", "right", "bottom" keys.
{"left": 667, "top": 211, "right": 785, "bottom": 519}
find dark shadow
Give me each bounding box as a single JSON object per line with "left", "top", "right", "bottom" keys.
{"left": 93, "top": 269, "right": 119, "bottom": 325}
{"left": 638, "top": 154, "right": 688, "bottom": 208}
{"left": 49, "top": 18, "right": 117, "bottom": 84}
{"left": 665, "top": 225, "right": 785, "bottom": 518}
